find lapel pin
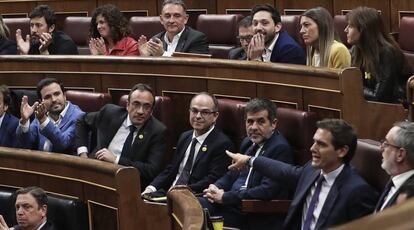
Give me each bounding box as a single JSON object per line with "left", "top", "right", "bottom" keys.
{"left": 138, "top": 134, "right": 144, "bottom": 139}
{"left": 202, "top": 146, "right": 207, "bottom": 152}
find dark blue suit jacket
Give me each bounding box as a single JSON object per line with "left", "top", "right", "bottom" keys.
{"left": 270, "top": 31, "right": 306, "bottom": 65}
{"left": 215, "top": 132, "right": 293, "bottom": 205}
{"left": 16, "top": 102, "right": 84, "bottom": 154}
{"left": 151, "top": 126, "right": 234, "bottom": 194}
{"left": 253, "top": 158, "right": 377, "bottom": 230}
{"left": 0, "top": 113, "right": 19, "bottom": 147}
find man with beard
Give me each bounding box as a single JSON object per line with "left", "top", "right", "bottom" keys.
{"left": 16, "top": 78, "right": 84, "bottom": 155}
{"left": 142, "top": 92, "right": 234, "bottom": 196}
{"left": 226, "top": 119, "right": 377, "bottom": 230}
{"left": 200, "top": 98, "right": 293, "bottom": 229}
{"left": 138, "top": 0, "right": 209, "bottom": 57}
{"left": 75, "top": 83, "right": 167, "bottom": 188}
{"left": 0, "top": 187, "right": 56, "bottom": 230}
{"left": 374, "top": 121, "right": 414, "bottom": 212}
{"left": 248, "top": 4, "right": 305, "bottom": 64}
{"left": 16, "top": 5, "right": 78, "bottom": 55}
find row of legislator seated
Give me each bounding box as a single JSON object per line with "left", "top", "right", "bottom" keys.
{"left": 1, "top": 77, "right": 414, "bottom": 229}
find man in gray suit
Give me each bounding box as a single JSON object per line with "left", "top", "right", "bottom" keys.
{"left": 139, "top": 0, "right": 209, "bottom": 56}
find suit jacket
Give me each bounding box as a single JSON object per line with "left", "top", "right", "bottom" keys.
{"left": 215, "top": 132, "right": 293, "bottom": 205}
{"left": 376, "top": 173, "right": 414, "bottom": 211}
{"left": 150, "top": 126, "right": 234, "bottom": 193}
{"left": 254, "top": 158, "right": 377, "bottom": 230}
{"left": 76, "top": 104, "right": 167, "bottom": 188}
{"left": 0, "top": 113, "right": 19, "bottom": 147}
{"left": 270, "top": 31, "right": 306, "bottom": 65}
{"left": 16, "top": 102, "right": 84, "bottom": 155}
{"left": 13, "top": 220, "right": 56, "bottom": 230}
{"left": 154, "top": 26, "right": 209, "bottom": 54}
{"left": 228, "top": 47, "right": 247, "bottom": 60}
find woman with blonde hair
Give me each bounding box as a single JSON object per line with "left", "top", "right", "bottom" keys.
{"left": 0, "top": 14, "right": 17, "bottom": 54}
{"left": 300, "top": 7, "right": 350, "bottom": 68}
{"left": 345, "top": 6, "right": 411, "bottom": 103}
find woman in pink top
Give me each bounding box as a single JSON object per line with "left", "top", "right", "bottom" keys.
{"left": 89, "top": 4, "right": 139, "bottom": 56}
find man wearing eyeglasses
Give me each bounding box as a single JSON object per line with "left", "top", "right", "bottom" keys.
{"left": 142, "top": 92, "right": 234, "bottom": 196}
{"left": 138, "top": 0, "right": 209, "bottom": 57}
{"left": 75, "top": 83, "right": 167, "bottom": 188}
{"left": 229, "top": 16, "right": 253, "bottom": 60}
{"left": 375, "top": 121, "right": 414, "bottom": 212}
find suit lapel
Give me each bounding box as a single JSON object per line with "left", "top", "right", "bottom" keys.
{"left": 103, "top": 111, "right": 127, "bottom": 148}
{"left": 384, "top": 174, "right": 414, "bottom": 209}
{"left": 129, "top": 117, "right": 152, "bottom": 157}
{"left": 58, "top": 103, "right": 72, "bottom": 129}
{"left": 175, "top": 27, "right": 188, "bottom": 52}
{"left": 192, "top": 127, "right": 217, "bottom": 168}
{"left": 0, "top": 114, "right": 7, "bottom": 144}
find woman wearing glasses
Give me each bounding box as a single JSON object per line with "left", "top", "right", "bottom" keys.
{"left": 89, "top": 4, "right": 139, "bottom": 56}
{"left": 300, "top": 7, "right": 350, "bottom": 68}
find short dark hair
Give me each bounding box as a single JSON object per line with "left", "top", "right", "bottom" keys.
{"left": 29, "top": 5, "right": 56, "bottom": 28}
{"left": 190, "top": 92, "right": 219, "bottom": 112}
{"left": 36, "top": 78, "right": 65, "bottom": 99}
{"left": 244, "top": 98, "right": 277, "bottom": 122}
{"left": 393, "top": 121, "right": 414, "bottom": 167}
{"left": 128, "top": 83, "right": 155, "bottom": 106}
{"left": 251, "top": 4, "right": 281, "bottom": 24}
{"left": 15, "top": 186, "right": 48, "bottom": 208}
{"left": 162, "top": 0, "right": 187, "bottom": 12}
{"left": 316, "top": 119, "right": 357, "bottom": 164}
{"left": 90, "top": 4, "right": 131, "bottom": 43}
{"left": 0, "top": 84, "right": 11, "bottom": 106}
{"left": 238, "top": 16, "right": 252, "bottom": 28}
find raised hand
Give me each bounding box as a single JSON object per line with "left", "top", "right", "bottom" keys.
{"left": 247, "top": 33, "right": 265, "bottom": 61}
{"left": 38, "top": 32, "right": 53, "bottom": 54}
{"left": 147, "top": 37, "right": 164, "bottom": 56}
{"left": 89, "top": 37, "right": 106, "bottom": 55}
{"left": 20, "top": 95, "right": 39, "bottom": 124}
{"left": 226, "top": 150, "right": 250, "bottom": 171}
{"left": 16, "top": 29, "right": 31, "bottom": 54}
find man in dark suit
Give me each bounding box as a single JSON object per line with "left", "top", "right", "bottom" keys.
{"left": 228, "top": 16, "right": 253, "bottom": 60}
{"left": 76, "top": 83, "right": 167, "bottom": 188}
{"left": 375, "top": 121, "right": 414, "bottom": 212}
{"left": 248, "top": 4, "right": 305, "bottom": 64}
{"left": 227, "top": 119, "right": 377, "bottom": 230}
{"left": 200, "top": 98, "right": 293, "bottom": 229}
{"left": 138, "top": 0, "right": 209, "bottom": 57}
{"left": 142, "top": 92, "right": 234, "bottom": 196}
{"left": 0, "top": 186, "right": 56, "bottom": 230}
{"left": 15, "top": 78, "right": 84, "bottom": 154}
{"left": 0, "top": 85, "right": 19, "bottom": 148}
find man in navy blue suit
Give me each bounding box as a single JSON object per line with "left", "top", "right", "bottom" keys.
{"left": 247, "top": 4, "right": 305, "bottom": 64}
{"left": 16, "top": 78, "right": 84, "bottom": 154}
{"left": 200, "top": 98, "right": 293, "bottom": 229}
{"left": 0, "top": 85, "right": 19, "bottom": 148}
{"left": 227, "top": 119, "right": 377, "bottom": 230}
{"left": 142, "top": 92, "right": 234, "bottom": 196}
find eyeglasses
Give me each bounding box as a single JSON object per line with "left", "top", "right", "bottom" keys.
{"left": 189, "top": 108, "right": 217, "bottom": 117}
{"left": 380, "top": 139, "right": 401, "bottom": 149}
{"left": 236, "top": 35, "right": 253, "bottom": 42}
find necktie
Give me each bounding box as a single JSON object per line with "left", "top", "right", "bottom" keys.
{"left": 176, "top": 138, "right": 198, "bottom": 185}
{"left": 376, "top": 180, "right": 394, "bottom": 212}
{"left": 303, "top": 174, "right": 325, "bottom": 230}
{"left": 120, "top": 125, "right": 136, "bottom": 157}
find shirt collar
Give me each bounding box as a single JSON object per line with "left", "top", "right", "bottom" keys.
{"left": 192, "top": 125, "right": 215, "bottom": 145}
{"left": 164, "top": 26, "right": 186, "bottom": 44}
{"left": 322, "top": 164, "right": 344, "bottom": 186}
{"left": 266, "top": 32, "right": 279, "bottom": 53}
{"left": 391, "top": 169, "right": 414, "bottom": 189}
{"left": 126, "top": 115, "right": 142, "bottom": 130}
{"left": 0, "top": 113, "right": 4, "bottom": 127}
{"left": 48, "top": 101, "right": 69, "bottom": 123}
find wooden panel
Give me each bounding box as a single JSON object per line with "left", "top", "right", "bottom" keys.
{"left": 0, "top": 1, "right": 36, "bottom": 16}
{"left": 333, "top": 0, "right": 391, "bottom": 32}
{"left": 98, "top": 0, "right": 157, "bottom": 16}
{"left": 282, "top": 0, "right": 333, "bottom": 14}
{"left": 390, "top": 0, "right": 414, "bottom": 32}
{"left": 257, "top": 84, "right": 303, "bottom": 109}
{"left": 217, "top": 0, "right": 274, "bottom": 14}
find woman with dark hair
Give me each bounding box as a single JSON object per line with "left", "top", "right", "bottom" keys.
{"left": 0, "top": 14, "right": 17, "bottom": 54}
{"left": 300, "top": 7, "right": 350, "bottom": 68}
{"left": 89, "top": 4, "right": 139, "bottom": 56}
{"left": 345, "top": 6, "right": 411, "bottom": 103}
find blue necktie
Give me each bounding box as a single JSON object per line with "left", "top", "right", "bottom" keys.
{"left": 303, "top": 174, "right": 325, "bottom": 230}
{"left": 120, "top": 125, "right": 136, "bottom": 157}
{"left": 176, "top": 138, "right": 198, "bottom": 185}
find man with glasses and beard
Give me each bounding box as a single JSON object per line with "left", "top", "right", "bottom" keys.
{"left": 16, "top": 78, "right": 84, "bottom": 154}
{"left": 16, "top": 5, "right": 78, "bottom": 55}
{"left": 248, "top": 4, "right": 305, "bottom": 64}
{"left": 228, "top": 16, "right": 253, "bottom": 60}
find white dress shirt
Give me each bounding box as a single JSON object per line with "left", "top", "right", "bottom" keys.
{"left": 162, "top": 27, "right": 186, "bottom": 57}
{"left": 262, "top": 33, "right": 279, "bottom": 62}
{"left": 381, "top": 169, "right": 414, "bottom": 210}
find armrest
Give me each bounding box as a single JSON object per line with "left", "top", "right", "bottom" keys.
{"left": 241, "top": 199, "right": 292, "bottom": 214}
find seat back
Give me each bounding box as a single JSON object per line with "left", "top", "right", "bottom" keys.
{"left": 65, "top": 90, "right": 112, "bottom": 112}
{"left": 4, "top": 18, "right": 30, "bottom": 41}
{"left": 9, "top": 89, "right": 38, "bottom": 119}
{"left": 196, "top": 14, "right": 242, "bottom": 59}
{"left": 276, "top": 107, "right": 317, "bottom": 165}
{"left": 216, "top": 98, "right": 247, "bottom": 151}
{"left": 333, "top": 15, "right": 351, "bottom": 48}
{"left": 351, "top": 139, "right": 389, "bottom": 193}
{"left": 129, "top": 16, "right": 164, "bottom": 40}
{"left": 63, "top": 17, "right": 91, "bottom": 55}
{"left": 407, "top": 75, "right": 414, "bottom": 121}
{"left": 281, "top": 15, "right": 302, "bottom": 44}
{"left": 399, "top": 16, "right": 414, "bottom": 67}
{"left": 167, "top": 186, "right": 204, "bottom": 230}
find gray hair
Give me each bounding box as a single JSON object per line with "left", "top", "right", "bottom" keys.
{"left": 394, "top": 121, "right": 414, "bottom": 167}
